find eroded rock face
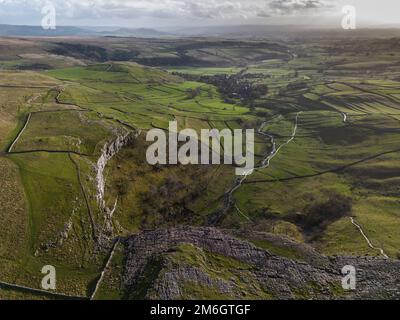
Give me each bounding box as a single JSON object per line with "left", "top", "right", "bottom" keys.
{"left": 94, "top": 129, "right": 140, "bottom": 246}
{"left": 123, "top": 228, "right": 270, "bottom": 287}
{"left": 95, "top": 131, "right": 135, "bottom": 211}
{"left": 120, "top": 227, "right": 400, "bottom": 300}
{"left": 334, "top": 256, "right": 400, "bottom": 299}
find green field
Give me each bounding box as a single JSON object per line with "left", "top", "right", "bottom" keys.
{"left": 1, "top": 34, "right": 400, "bottom": 299}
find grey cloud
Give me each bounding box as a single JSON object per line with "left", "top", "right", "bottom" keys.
{"left": 269, "top": 0, "right": 335, "bottom": 15}
{"left": 0, "top": 0, "right": 339, "bottom": 22}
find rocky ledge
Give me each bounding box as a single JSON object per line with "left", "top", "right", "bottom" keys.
{"left": 115, "top": 227, "right": 400, "bottom": 300}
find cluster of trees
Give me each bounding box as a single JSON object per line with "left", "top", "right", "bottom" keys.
{"left": 139, "top": 172, "right": 205, "bottom": 225}
{"left": 285, "top": 192, "right": 353, "bottom": 239}
{"left": 199, "top": 74, "right": 268, "bottom": 101}
{"left": 185, "top": 87, "right": 202, "bottom": 99}
{"left": 50, "top": 43, "right": 108, "bottom": 62}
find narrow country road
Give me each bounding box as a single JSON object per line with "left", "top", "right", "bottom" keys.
{"left": 210, "top": 112, "right": 302, "bottom": 224}
{"left": 350, "top": 217, "right": 389, "bottom": 259}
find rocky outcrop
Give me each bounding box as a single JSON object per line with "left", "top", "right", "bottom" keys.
{"left": 120, "top": 227, "right": 400, "bottom": 300}
{"left": 123, "top": 228, "right": 271, "bottom": 287}
{"left": 334, "top": 256, "right": 400, "bottom": 299}
{"left": 95, "top": 131, "right": 135, "bottom": 210}
{"left": 94, "top": 129, "right": 140, "bottom": 244}
{"left": 149, "top": 266, "right": 237, "bottom": 300}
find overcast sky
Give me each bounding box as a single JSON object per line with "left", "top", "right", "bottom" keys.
{"left": 0, "top": 0, "right": 398, "bottom": 28}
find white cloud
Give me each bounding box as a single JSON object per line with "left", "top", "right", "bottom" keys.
{"left": 0, "top": 0, "right": 398, "bottom": 26}
{"left": 270, "top": 0, "right": 336, "bottom": 15}
{"left": 0, "top": 0, "right": 339, "bottom": 21}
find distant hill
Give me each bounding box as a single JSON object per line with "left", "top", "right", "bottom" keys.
{"left": 0, "top": 24, "right": 171, "bottom": 38}
{"left": 171, "top": 24, "right": 400, "bottom": 38}
{"left": 0, "top": 24, "right": 399, "bottom": 39}
{"left": 102, "top": 28, "right": 170, "bottom": 37}
{"left": 0, "top": 24, "right": 93, "bottom": 36}
{"left": 171, "top": 24, "right": 301, "bottom": 37}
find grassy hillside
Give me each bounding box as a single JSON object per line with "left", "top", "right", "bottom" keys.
{"left": 1, "top": 35, "right": 400, "bottom": 299}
